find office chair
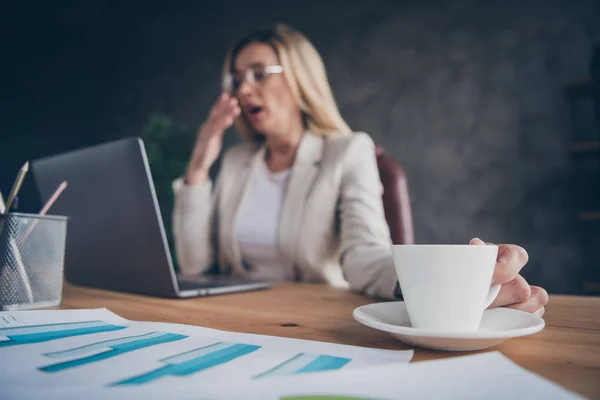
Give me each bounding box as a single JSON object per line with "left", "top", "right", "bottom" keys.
{"left": 375, "top": 146, "right": 415, "bottom": 244}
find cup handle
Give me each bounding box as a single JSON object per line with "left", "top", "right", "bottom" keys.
{"left": 484, "top": 283, "right": 501, "bottom": 309}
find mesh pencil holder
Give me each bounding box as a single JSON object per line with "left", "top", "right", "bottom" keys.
{"left": 0, "top": 212, "right": 68, "bottom": 311}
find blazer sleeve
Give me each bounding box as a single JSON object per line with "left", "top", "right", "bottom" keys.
{"left": 171, "top": 171, "right": 221, "bottom": 277}
{"left": 338, "top": 132, "right": 400, "bottom": 300}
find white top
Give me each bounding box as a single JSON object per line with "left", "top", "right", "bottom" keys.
{"left": 235, "top": 160, "right": 292, "bottom": 281}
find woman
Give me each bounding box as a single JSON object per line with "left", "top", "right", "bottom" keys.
{"left": 172, "top": 24, "right": 547, "bottom": 315}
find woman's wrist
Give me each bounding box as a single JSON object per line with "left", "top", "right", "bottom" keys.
{"left": 185, "top": 168, "right": 209, "bottom": 185}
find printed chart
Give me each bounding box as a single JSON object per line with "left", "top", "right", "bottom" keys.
{"left": 0, "top": 321, "right": 126, "bottom": 347}
{"left": 254, "top": 353, "right": 351, "bottom": 379}
{"left": 40, "top": 331, "right": 188, "bottom": 373}
{"left": 0, "top": 321, "right": 355, "bottom": 385}
{"left": 0, "top": 309, "right": 580, "bottom": 400}
{"left": 0, "top": 308, "right": 413, "bottom": 399}
{"left": 113, "top": 342, "right": 261, "bottom": 385}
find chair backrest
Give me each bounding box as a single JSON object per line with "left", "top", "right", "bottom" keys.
{"left": 375, "top": 146, "right": 414, "bottom": 244}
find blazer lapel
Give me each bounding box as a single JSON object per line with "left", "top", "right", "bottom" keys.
{"left": 278, "top": 132, "right": 324, "bottom": 276}
{"left": 222, "top": 143, "right": 266, "bottom": 274}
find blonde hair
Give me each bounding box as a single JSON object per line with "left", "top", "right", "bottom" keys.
{"left": 222, "top": 24, "right": 351, "bottom": 142}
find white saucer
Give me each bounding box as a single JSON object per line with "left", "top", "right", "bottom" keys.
{"left": 353, "top": 301, "right": 545, "bottom": 351}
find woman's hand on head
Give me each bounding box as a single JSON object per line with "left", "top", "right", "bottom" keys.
{"left": 186, "top": 93, "right": 241, "bottom": 185}
{"left": 470, "top": 238, "right": 548, "bottom": 317}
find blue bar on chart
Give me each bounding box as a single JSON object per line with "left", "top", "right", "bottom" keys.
{"left": 39, "top": 332, "right": 187, "bottom": 372}
{"left": 253, "top": 353, "right": 351, "bottom": 379}
{"left": 0, "top": 321, "right": 126, "bottom": 347}
{"left": 111, "top": 341, "right": 261, "bottom": 386}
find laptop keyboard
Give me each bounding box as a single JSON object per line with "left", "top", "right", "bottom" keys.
{"left": 176, "top": 277, "right": 244, "bottom": 291}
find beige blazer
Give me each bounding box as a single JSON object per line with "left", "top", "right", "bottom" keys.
{"left": 171, "top": 131, "right": 399, "bottom": 300}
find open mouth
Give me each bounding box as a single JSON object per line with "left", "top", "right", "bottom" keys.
{"left": 247, "top": 106, "right": 263, "bottom": 116}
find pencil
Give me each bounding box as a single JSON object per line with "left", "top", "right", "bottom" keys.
{"left": 39, "top": 181, "right": 68, "bottom": 216}
{"left": 18, "top": 181, "right": 68, "bottom": 246}
{"left": 4, "top": 161, "right": 29, "bottom": 213}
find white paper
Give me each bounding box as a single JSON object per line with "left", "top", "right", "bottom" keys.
{"left": 0, "top": 308, "right": 413, "bottom": 399}
{"left": 213, "top": 351, "right": 584, "bottom": 400}
{"left": 2, "top": 352, "right": 583, "bottom": 400}
{"left": 0, "top": 309, "right": 581, "bottom": 400}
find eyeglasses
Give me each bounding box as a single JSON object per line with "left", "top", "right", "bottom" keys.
{"left": 223, "top": 64, "right": 283, "bottom": 94}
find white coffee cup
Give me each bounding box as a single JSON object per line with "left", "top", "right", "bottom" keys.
{"left": 391, "top": 244, "right": 501, "bottom": 332}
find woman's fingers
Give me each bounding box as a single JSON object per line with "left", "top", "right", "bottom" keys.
{"left": 471, "top": 238, "right": 545, "bottom": 316}
{"left": 505, "top": 286, "right": 548, "bottom": 314}
{"left": 533, "top": 306, "right": 546, "bottom": 317}
{"left": 224, "top": 101, "right": 241, "bottom": 126}
{"left": 469, "top": 238, "right": 486, "bottom": 246}
{"left": 208, "top": 93, "right": 230, "bottom": 119}
{"left": 489, "top": 274, "right": 531, "bottom": 308}
{"left": 187, "top": 93, "right": 239, "bottom": 182}
{"left": 210, "top": 95, "right": 240, "bottom": 130}
{"left": 489, "top": 276, "right": 548, "bottom": 315}
{"left": 493, "top": 244, "right": 529, "bottom": 284}
{"left": 469, "top": 238, "right": 528, "bottom": 285}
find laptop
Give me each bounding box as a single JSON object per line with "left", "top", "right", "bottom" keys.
{"left": 30, "top": 137, "right": 272, "bottom": 298}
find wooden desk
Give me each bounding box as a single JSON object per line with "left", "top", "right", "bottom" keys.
{"left": 60, "top": 282, "right": 600, "bottom": 399}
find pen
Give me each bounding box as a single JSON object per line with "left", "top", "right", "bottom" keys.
{"left": 0, "top": 186, "right": 33, "bottom": 304}
{"left": 4, "top": 161, "right": 29, "bottom": 214}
